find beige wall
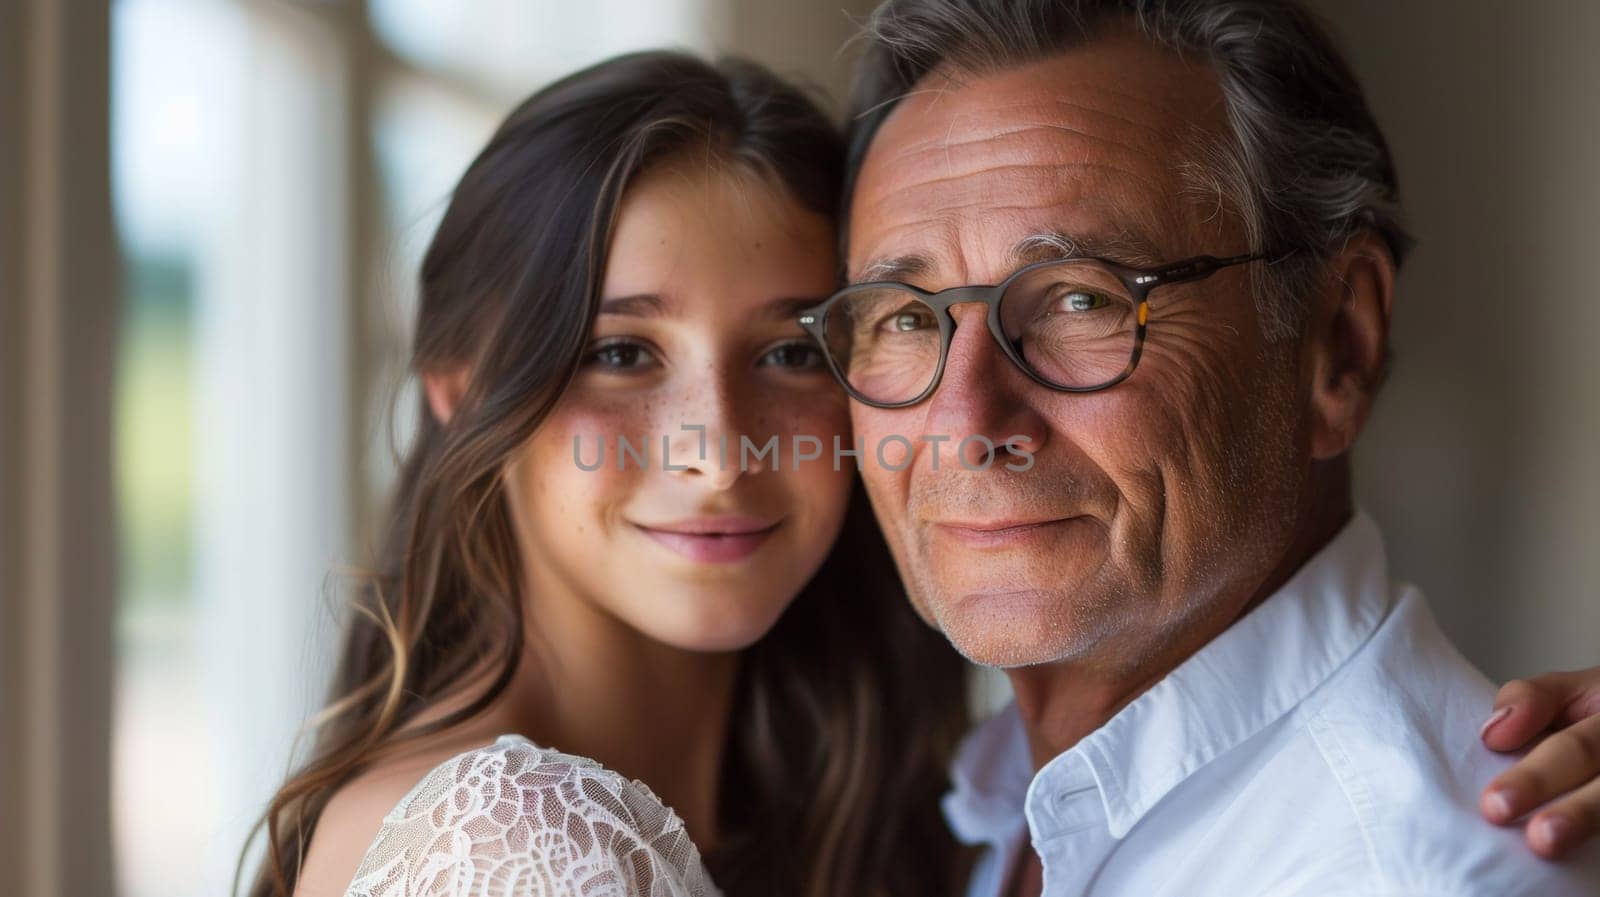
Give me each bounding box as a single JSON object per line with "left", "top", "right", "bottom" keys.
{"left": 717, "top": 0, "right": 881, "bottom": 113}
{"left": 1307, "top": 0, "right": 1600, "bottom": 680}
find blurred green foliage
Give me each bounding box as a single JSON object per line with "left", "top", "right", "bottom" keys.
{"left": 116, "top": 253, "right": 194, "bottom": 611}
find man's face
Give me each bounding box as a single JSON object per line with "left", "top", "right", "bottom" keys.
{"left": 847, "top": 32, "right": 1313, "bottom": 670}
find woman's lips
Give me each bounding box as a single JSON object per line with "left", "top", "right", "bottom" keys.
{"left": 632, "top": 517, "right": 782, "bottom": 564}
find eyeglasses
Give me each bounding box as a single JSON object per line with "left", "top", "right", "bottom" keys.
{"left": 797, "top": 251, "right": 1286, "bottom": 409}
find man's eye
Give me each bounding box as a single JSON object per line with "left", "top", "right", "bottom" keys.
{"left": 880, "top": 305, "right": 936, "bottom": 333}
{"left": 1058, "top": 290, "right": 1110, "bottom": 313}
{"left": 587, "top": 340, "right": 657, "bottom": 371}
{"left": 760, "top": 341, "right": 825, "bottom": 370}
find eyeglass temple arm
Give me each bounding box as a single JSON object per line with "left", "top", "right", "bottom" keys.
{"left": 1148, "top": 250, "right": 1299, "bottom": 286}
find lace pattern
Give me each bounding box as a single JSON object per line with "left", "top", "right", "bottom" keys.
{"left": 345, "top": 735, "right": 721, "bottom": 897}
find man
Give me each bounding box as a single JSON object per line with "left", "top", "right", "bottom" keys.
{"left": 803, "top": 1, "right": 1600, "bottom": 894}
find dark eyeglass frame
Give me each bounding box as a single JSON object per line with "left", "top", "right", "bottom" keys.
{"left": 797, "top": 250, "right": 1291, "bottom": 409}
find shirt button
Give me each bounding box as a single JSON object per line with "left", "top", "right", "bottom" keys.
{"left": 1049, "top": 783, "right": 1101, "bottom": 832}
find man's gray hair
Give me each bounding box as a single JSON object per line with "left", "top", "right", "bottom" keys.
{"left": 843, "top": 0, "right": 1414, "bottom": 339}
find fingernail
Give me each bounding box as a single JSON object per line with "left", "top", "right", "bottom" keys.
{"left": 1480, "top": 706, "right": 1513, "bottom": 739}
{"left": 1536, "top": 815, "right": 1573, "bottom": 852}
{"left": 1485, "top": 788, "right": 1516, "bottom": 822}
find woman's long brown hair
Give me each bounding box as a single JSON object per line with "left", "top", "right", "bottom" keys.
{"left": 241, "top": 50, "right": 972, "bottom": 897}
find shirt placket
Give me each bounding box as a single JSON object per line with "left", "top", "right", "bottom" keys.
{"left": 1024, "top": 756, "right": 1119, "bottom": 897}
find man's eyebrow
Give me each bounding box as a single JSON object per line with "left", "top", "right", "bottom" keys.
{"left": 1010, "top": 230, "right": 1168, "bottom": 269}
{"left": 598, "top": 294, "right": 668, "bottom": 317}
{"left": 850, "top": 254, "right": 931, "bottom": 284}
{"left": 850, "top": 230, "right": 1169, "bottom": 286}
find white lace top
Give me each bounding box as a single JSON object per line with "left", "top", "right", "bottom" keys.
{"left": 345, "top": 734, "right": 722, "bottom": 897}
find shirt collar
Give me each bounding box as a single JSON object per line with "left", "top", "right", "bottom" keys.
{"left": 944, "top": 510, "right": 1395, "bottom": 842}
{"left": 942, "top": 701, "right": 1033, "bottom": 847}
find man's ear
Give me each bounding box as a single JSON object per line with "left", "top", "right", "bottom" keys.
{"left": 422, "top": 364, "right": 472, "bottom": 426}
{"left": 1305, "top": 231, "right": 1395, "bottom": 460}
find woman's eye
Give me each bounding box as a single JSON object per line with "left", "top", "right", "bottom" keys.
{"left": 586, "top": 340, "right": 657, "bottom": 372}
{"left": 760, "top": 341, "right": 825, "bottom": 370}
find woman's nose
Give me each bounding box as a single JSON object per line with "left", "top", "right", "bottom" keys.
{"left": 663, "top": 375, "right": 765, "bottom": 488}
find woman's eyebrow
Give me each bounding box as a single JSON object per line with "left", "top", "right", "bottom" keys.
{"left": 600, "top": 293, "right": 820, "bottom": 321}
{"left": 598, "top": 293, "right": 669, "bottom": 317}
{"left": 764, "top": 295, "right": 826, "bottom": 321}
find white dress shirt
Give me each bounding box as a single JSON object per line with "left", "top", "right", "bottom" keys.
{"left": 943, "top": 511, "right": 1600, "bottom": 897}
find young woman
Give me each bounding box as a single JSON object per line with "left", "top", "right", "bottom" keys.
{"left": 248, "top": 52, "right": 970, "bottom": 897}
{"left": 247, "top": 50, "right": 1600, "bottom": 897}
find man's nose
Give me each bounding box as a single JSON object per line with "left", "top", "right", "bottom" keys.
{"left": 921, "top": 303, "right": 1049, "bottom": 468}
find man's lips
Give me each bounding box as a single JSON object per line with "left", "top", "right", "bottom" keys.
{"left": 933, "top": 515, "right": 1084, "bottom": 548}
{"left": 632, "top": 516, "right": 782, "bottom": 563}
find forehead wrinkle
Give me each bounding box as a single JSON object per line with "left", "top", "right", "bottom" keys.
{"left": 934, "top": 107, "right": 1170, "bottom": 159}
{"left": 909, "top": 34, "right": 1225, "bottom": 124}
{"left": 861, "top": 75, "right": 1210, "bottom": 216}
{"left": 888, "top": 135, "right": 1167, "bottom": 195}
{"left": 1046, "top": 88, "right": 1198, "bottom": 130}
{"left": 861, "top": 126, "right": 1181, "bottom": 227}
{"left": 914, "top": 76, "right": 1181, "bottom": 127}
{"left": 871, "top": 160, "right": 1158, "bottom": 210}
{"left": 850, "top": 44, "right": 1241, "bottom": 298}
{"left": 882, "top": 86, "right": 1183, "bottom": 163}
{"left": 883, "top": 120, "right": 1161, "bottom": 175}
{"left": 852, "top": 85, "right": 1204, "bottom": 285}
{"left": 860, "top": 162, "right": 1171, "bottom": 265}
{"left": 853, "top": 186, "right": 1176, "bottom": 285}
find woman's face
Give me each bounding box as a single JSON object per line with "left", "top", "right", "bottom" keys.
{"left": 504, "top": 161, "right": 851, "bottom": 653}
